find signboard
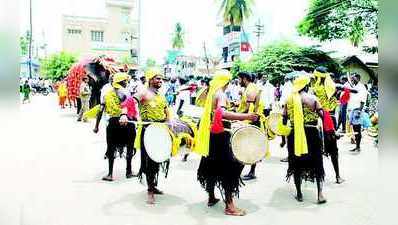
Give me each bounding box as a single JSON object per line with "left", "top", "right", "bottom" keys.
{"left": 91, "top": 42, "right": 130, "bottom": 51}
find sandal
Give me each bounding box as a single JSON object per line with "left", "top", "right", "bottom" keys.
{"left": 224, "top": 208, "right": 247, "bottom": 216}
{"left": 102, "top": 175, "right": 113, "bottom": 182}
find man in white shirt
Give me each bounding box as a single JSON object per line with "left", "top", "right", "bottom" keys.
{"left": 347, "top": 73, "right": 368, "bottom": 151}
{"left": 280, "top": 78, "right": 293, "bottom": 106}
{"left": 175, "top": 77, "right": 191, "bottom": 117}
{"left": 260, "top": 77, "right": 275, "bottom": 116}
{"left": 348, "top": 73, "right": 368, "bottom": 111}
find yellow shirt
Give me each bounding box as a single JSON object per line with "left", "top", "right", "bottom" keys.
{"left": 104, "top": 90, "right": 122, "bottom": 117}
{"left": 58, "top": 84, "right": 67, "bottom": 97}
{"left": 287, "top": 99, "right": 319, "bottom": 125}
{"left": 140, "top": 94, "right": 168, "bottom": 122}
{"left": 237, "top": 83, "right": 260, "bottom": 113}
{"left": 312, "top": 84, "right": 338, "bottom": 111}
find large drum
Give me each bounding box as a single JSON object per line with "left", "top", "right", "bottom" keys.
{"left": 267, "top": 113, "right": 292, "bottom": 136}
{"left": 229, "top": 122, "right": 268, "bottom": 165}
{"left": 143, "top": 119, "right": 194, "bottom": 163}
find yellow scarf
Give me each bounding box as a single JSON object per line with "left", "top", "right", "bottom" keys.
{"left": 193, "top": 70, "right": 232, "bottom": 157}
{"left": 314, "top": 71, "right": 336, "bottom": 99}
{"left": 290, "top": 75, "right": 310, "bottom": 157}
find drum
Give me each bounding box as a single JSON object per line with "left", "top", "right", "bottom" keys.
{"left": 230, "top": 122, "right": 268, "bottom": 165}
{"left": 143, "top": 119, "right": 194, "bottom": 163}
{"left": 267, "top": 113, "right": 292, "bottom": 136}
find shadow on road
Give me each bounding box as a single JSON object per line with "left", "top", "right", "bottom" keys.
{"left": 102, "top": 191, "right": 187, "bottom": 216}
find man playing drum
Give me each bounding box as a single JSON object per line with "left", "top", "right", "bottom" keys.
{"left": 195, "top": 70, "right": 258, "bottom": 216}
{"left": 93, "top": 73, "right": 139, "bottom": 181}
{"left": 134, "top": 68, "right": 170, "bottom": 204}
{"left": 283, "top": 74, "right": 327, "bottom": 204}
{"left": 235, "top": 72, "right": 263, "bottom": 181}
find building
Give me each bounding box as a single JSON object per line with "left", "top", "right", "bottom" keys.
{"left": 62, "top": 0, "right": 139, "bottom": 61}
{"left": 216, "top": 23, "right": 253, "bottom": 69}
{"left": 20, "top": 57, "right": 40, "bottom": 78}
{"left": 164, "top": 54, "right": 219, "bottom": 78}
{"left": 341, "top": 55, "right": 378, "bottom": 84}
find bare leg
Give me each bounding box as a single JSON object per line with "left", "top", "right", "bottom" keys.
{"left": 331, "top": 153, "right": 345, "bottom": 183}
{"left": 316, "top": 178, "right": 327, "bottom": 204}
{"left": 294, "top": 172, "right": 303, "bottom": 202}
{"left": 225, "top": 192, "right": 246, "bottom": 216}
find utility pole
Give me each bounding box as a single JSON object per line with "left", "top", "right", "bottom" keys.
{"left": 137, "top": 0, "right": 142, "bottom": 66}
{"left": 254, "top": 19, "right": 264, "bottom": 51}
{"left": 203, "top": 41, "right": 210, "bottom": 77}
{"left": 28, "top": 0, "right": 33, "bottom": 78}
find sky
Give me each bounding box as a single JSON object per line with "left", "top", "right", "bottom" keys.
{"left": 19, "top": 0, "right": 376, "bottom": 64}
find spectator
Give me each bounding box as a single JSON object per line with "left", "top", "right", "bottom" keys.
{"left": 77, "top": 77, "right": 92, "bottom": 122}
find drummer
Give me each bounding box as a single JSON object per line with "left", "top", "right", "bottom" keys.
{"left": 236, "top": 71, "right": 263, "bottom": 181}
{"left": 311, "top": 66, "right": 345, "bottom": 184}
{"left": 134, "top": 67, "right": 170, "bottom": 204}
{"left": 283, "top": 74, "right": 327, "bottom": 204}
{"left": 93, "top": 72, "right": 139, "bottom": 181}
{"left": 195, "top": 70, "right": 258, "bottom": 216}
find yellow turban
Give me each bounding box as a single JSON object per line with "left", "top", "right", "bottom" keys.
{"left": 112, "top": 72, "right": 129, "bottom": 89}
{"left": 314, "top": 70, "right": 336, "bottom": 99}
{"left": 290, "top": 75, "right": 310, "bottom": 157}
{"left": 145, "top": 67, "right": 163, "bottom": 81}
{"left": 193, "top": 70, "right": 232, "bottom": 157}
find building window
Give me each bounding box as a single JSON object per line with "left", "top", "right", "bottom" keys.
{"left": 91, "top": 31, "right": 104, "bottom": 42}
{"left": 121, "top": 32, "right": 129, "bottom": 43}
{"left": 67, "top": 29, "right": 81, "bottom": 35}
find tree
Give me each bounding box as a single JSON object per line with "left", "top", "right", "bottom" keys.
{"left": 171, "top": 23, "right": 185, "bottom": 50}
{"left": 120, "top": 54, "right": 137, "bottom": 65}
{"left": 233, "top": 41, "right": 342, "bottom": 84}
{"left": 298, "top": 0, "right": 378, "bottom": 47}
{"left": 145, "top": 58, "right": 157, "bottom": 68}
{"left": 40, "top": 52, "right": 77, "bottom": 81}
{"left": 218, "top": 0, "right": 254, "bottom": 26}
{"left": 20, "top": 34, "right": 29, "bottom": 56}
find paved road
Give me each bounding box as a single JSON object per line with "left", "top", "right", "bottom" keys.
{"left": 4, "top": 94, "right": 378, "bottom": 225}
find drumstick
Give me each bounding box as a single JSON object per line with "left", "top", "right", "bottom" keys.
{"left": 127, "top": 121, "right": 164, "bottom": 125}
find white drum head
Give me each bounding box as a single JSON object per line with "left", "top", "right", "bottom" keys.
{"left": 144, "top": 124, "right": 172, "bottom": 163}
{"left": 268, "top": 113, "right": 281, "bottom": 134}
{"left": 231, "top": 126, "right": 267, "bottom": 165}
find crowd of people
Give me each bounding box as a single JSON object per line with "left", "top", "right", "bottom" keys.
{"left": 50, "top": 65, "right": 378, "bottom": 216}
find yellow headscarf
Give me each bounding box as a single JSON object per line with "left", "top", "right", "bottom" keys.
{"left": 290, "top": 75, "right": 310, "bottom": 157}
{"left": 193, "top": 70, "right": 232, "bottom": 157}
{"left": 112, "top": 72, "right": 129, "bottom": 89}
{"left": 145, "top": 67, "right": 163, "bottom": 81}
{"left": 314, "top": 70, "right": 336, "bottom": 99}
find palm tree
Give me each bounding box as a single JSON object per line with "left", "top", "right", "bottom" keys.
{"left": 171, "top": 23, "right": 185, "bottom": 50}
{"left": 218, "top": 0, "right": 254, "bottom": 26}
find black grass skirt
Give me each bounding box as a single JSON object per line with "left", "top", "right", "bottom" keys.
{"left": 197, "top": 132, "right": 244, "bottom": 200}
{"left": 138, "top": 125, "right": 170, "bottom": 191}
{"left": 105, "top": 117, "right": 136, "bottom": 159}
{"left": 286, "top": 125, "right": 325, "bottom": 182}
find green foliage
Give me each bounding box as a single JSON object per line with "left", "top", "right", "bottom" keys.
{"left": 145, "top": 58, "right": 157, "bottom": 68}
{"left": 120, "top": 54, "right": 136, "bottom": 65}
{"left": 171, "top": 23, "right": 185, "bottom": 50}
{"left": 20, "top": 31, "right": 31, "bottom": 56}
{"left": 40, "top": 52, "right": 77, "bottom": 81}
{"left": 218, "top": 0, "right": 254, "bottom": 25}
{"left": 297, "top": 0, "right": 378, "bottom": 47}
{"left": 232, "top": 41, "right": 342, "bottom": 84}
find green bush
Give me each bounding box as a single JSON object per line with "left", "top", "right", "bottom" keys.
{"left": 40, "top": 52, "right": 77, "bottom": 81}
{"left": 232, "top": 41, "right": 342, "bottom": 84}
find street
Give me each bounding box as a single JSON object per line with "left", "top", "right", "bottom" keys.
{"left": 9, "top": 94, "right": 378, "bottom": 225}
